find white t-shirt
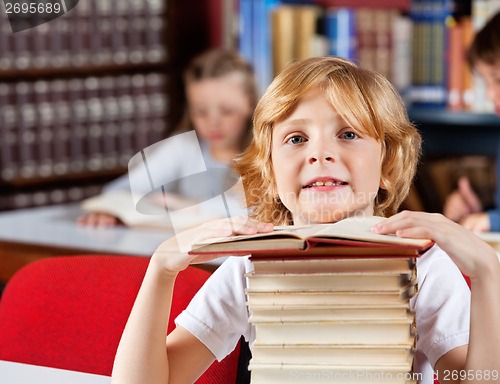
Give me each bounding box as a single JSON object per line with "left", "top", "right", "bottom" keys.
{"left": 175, "top": 245, "right": 471, "bottom": 384}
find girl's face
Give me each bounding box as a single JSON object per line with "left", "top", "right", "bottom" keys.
{"left": 476, "top": 60, "right": 500, "bottom": 115}
{"left": 186, "top": 73, "right": 252, "bottom": 151}
{"left": 271, "top": 88, "right": 383, "bottom": 225}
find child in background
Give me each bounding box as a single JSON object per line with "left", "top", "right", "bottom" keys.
{"left": 444, "top": 11, "right": 500, "bottom": 232}
{"left": 78, "top": 49, "right": 257, "bottom": 227}
{"left": 112, "top": 57, "right": 500, "bottom": 383}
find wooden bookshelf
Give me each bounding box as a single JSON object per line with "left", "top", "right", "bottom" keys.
{"left": 0, "top": 0, "right": 215, "bottom": 212}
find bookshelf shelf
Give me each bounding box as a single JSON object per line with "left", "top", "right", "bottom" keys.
{"left": 409, "top": 108, "right": 500, "bottom": 128}
{"left": 0, "top": 167, "right": 127, "bottom": 189}
{"left": 0, "top": 63, "right": 170, "bottom": 82}
{"left": 409, "top": 108, "right": 500, "bottom": 157}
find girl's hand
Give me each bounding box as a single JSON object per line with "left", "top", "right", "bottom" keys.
{"left": 460, "top": 212, "right": 490, "bottom": 232}
{"left": 372, "top": 211, "right": 498, "bottom": 280}
{"left": 77, "top": 213, "right": 122, "bottom": 227}
{"left": 443, "top": 176, "right": 482, "bottom": 222}
{"left": 152, "top": 216, "right": 273, "bottom": 274}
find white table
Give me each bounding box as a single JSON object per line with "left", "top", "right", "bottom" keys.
{"left": 0, "top": 203, "right": 172, "bottom": 256}
{"left": 0, "top": 360, "right": 111, "bottom": 384}
{"left": 0, "top": 203, "right": 223, "bottom": 282}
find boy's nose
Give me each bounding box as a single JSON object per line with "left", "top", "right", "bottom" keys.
{"left": 307, "top": 142, "right": 336, "bottom": 164}
{"left": 308, "top": 156, "right": 334, "bottom": 164}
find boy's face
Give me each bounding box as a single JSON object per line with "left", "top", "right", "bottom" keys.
{"left": 187, "top": 73, "right": 252, "bottom": 151}
{"left": 476, "top": 60, "right": 500, "bottom": 114}
{"left": 271, "top": 88, "right": 383, "bottom": 225}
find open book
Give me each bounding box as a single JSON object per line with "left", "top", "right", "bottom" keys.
{"left": 189, "top": 216, "right": 433, "bottom": 256}
{"left": 81, "top": 190, "right": 219, "bottom": 230}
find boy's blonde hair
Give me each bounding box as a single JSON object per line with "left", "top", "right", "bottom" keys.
{"left": 235, "top": 56, "right": 421, "bottom": 225}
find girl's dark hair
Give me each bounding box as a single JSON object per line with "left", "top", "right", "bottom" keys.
{"left": 467, "top": 11, "right": 500, "bottom": 67}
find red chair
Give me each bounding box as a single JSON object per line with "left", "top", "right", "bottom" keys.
{"left": 0, "top": 255, "right": 245, "bottom": 383}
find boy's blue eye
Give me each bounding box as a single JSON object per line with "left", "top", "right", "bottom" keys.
{"left": 287, "top": 135, "right": 305, "bottom": 145}
{"left": 341, "top": 131, "right": 357, "bottom": 140}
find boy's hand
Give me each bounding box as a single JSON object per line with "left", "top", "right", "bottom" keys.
{"left": 152, "top": 216, "right": 274, "bottom": 274}
{"left": 372, "top": 210, "right": 498, "bottom": 280}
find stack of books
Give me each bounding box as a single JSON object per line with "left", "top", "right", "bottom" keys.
{"left": 190, "top": 217, "right": 433, "bottom": 384}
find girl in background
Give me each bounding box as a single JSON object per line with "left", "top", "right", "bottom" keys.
{"left": 79, "top": 49, "right": 257, "bottom": 227}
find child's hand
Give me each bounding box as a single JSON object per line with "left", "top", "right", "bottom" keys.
{"left": 77, "top": 213, "right": 122, "bottom": 227}
{"left": 443, "top": 176, "right": 482, "bottom": 222}
{"left": 372, "top": 210, "right": 498, "bottom": 280}
{"left": 459, "top": 212, "right": 490, "bottom": 232}
{"left": 152, "top": 216, "right": 274, "bottom": 274}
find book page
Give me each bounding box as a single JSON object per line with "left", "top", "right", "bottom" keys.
{"left": 81, "top": 190, "right": 172, "bottom": 228}
{"left": 313, "top": 216, "right": 431, "bottom": 247}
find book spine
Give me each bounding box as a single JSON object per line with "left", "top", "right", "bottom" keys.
{"left": 67, "top": 79, "right": 85, "bottom": 172}
{"left": 271, "top": 6, "right": 296, "bottom": 76}
{"left": 325, "top": 8, "right": 338, "bottom": 56}
{"left": 238, "top": 0, "right": 254, "bottom": 62}
{"left": 461, "top": 16, "right": 474, "bottom": 111}
{"left": 0, "top": 84, "right": 18, "bottom": 181}
{"left": 446, "top": 16, "right": 464, "bottom": 112}
{"left": 34, "top": 80, "right": 53, "bottom": 177}
{"left": 335, "top": 7, "right": 356, "bottom": 60}
{"left": 391, "top": 14, "right": 412, "bottom": 97}
{"left": 253, "top": 0, "right": 281, "bottom": 94}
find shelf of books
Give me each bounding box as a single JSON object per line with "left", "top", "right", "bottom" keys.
{"left": 190, "top": 216, "right": 433, "bottom": 383}
{"left": 236, "top": 0, "right": 499, "bottom": 113}
{"left": 0, "top": 0, "right": 175, "bottom": 211}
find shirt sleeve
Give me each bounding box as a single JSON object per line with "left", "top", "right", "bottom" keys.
{"left": 175, "top": 257, "right": 253, "bottom": 361}
{"left": 413, "top": 246, "right": 470, "bottom": 369}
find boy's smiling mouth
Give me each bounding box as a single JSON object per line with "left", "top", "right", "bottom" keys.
{"left": 302, "top": 177, "right": 348, "bottom": 189}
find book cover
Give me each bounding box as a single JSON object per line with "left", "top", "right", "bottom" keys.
{"left": 246, "top": 285, "right": 417, "bottom": 306}
{"left": 249, "top": 304, "right": 411, "bottom": 322}
{"left": 250, "top": 344, "right": 415, "bottom": 366}
{"left": 246, "top": 271, "right": 414, "bottom": 292}
{"left": 249, "top": 363, "right": 417, "bottom": 384}
{"left": 80, "top": 190, "right": 219, "bottom": 230}
{"left": 251, "top": 256, "right": 415, "bottom": 274}
{"left": 252, "top": 315, "right": 415, "bottom": 345}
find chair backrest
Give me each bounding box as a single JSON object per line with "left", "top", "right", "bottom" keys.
{"left": 0, "top": 255, "right": 242, "bottom": 383}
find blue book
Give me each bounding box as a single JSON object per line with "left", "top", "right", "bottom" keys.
{"left": 325, "top": 9, "right": 338, "bottom": 56}
{"left": 335, "top": 8, "right": 356, "bottom": 60}
{"left": 238, "top": 0, "right": 254, "bottom": 63}
{"left": 252, "top": 0, "right": 281, "bottom": 94}
{"left": 325, "top": 8, "right": 356, "bottom": 60}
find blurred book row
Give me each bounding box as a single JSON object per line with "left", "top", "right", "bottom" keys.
{"left": 0, "top": 73, "right": 168, "bottom": 182}
{"left": 0, "top": 183, "right": 103, "bottom": 211}
{"left": 238, "top": 0, "right": 500, "bottom": 112}
{"left": 0, "top": 0, "right": 166, "bottom": 70}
